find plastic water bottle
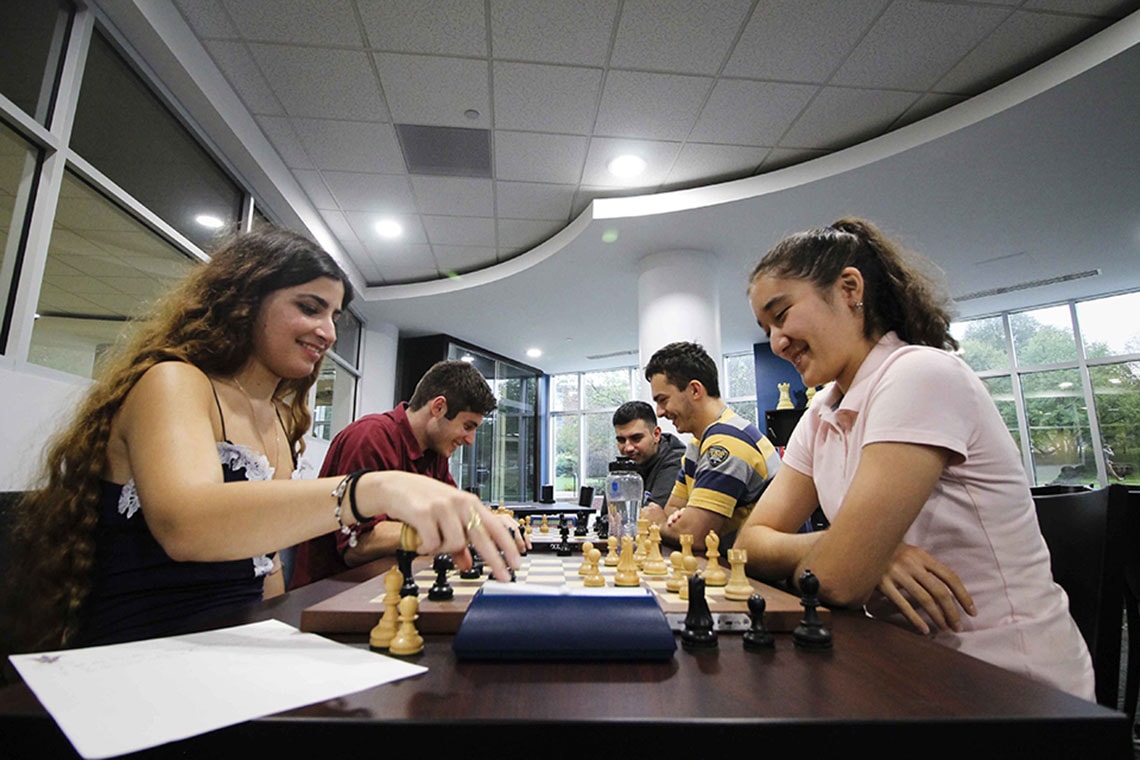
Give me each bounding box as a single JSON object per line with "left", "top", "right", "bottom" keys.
{"left": 605, "top": 457, "right": 644, "bottom": 545}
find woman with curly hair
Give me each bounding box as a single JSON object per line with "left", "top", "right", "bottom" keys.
{"left": 4, "top": 227, "right": 521, "bottom": 652}
{"left": 737, "top": 217, "right": 1094, "bottom": 700}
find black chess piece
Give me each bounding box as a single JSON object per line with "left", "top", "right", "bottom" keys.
{"left": 743, "top": 594, "right": 775, "bottom": 651}
{"left": 792, "top": 569, "right": 832, "bottom": 650}
{"left": 574, "top": 510, "right": 589, "bottom": 537}
{"left": 428, "top": 554, "right": 455, "bottom": 601}
{"left": 556, "top": 516, "right": 572, "bottom": 557}
{"left": 461, "top": 543, "right": 484, "bottom": 579}
{"left": 595, "top": 513, "right": 609, "bottom": 541}
{"left": 396, "top": 548, "right": 419, "bottom": 597}
{"left": 681, "top": 573, "right": 718, "bottom": 650}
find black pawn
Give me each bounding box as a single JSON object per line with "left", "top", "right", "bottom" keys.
{"left": 556, "top": 516, "right": 572, "bottom": 557}
{"left": 743, "top": 594, "right": 775, "bottom": 651}
{"left": 681, "top": 573, "right": 718, "bottom": 650}
{"left": 461, "top": 544, "right": 484, "bottom": 579}
{"left": 595, "top": 513, "right": 609, "bottom": 540}
{"left": 574, "top": 511, "right": 589, "bottom": 537}
{"left": 428, "top": 554, "right": 455, "bottom": 601}
{"left": 792, "top": 569, "right": 832, "bottom": 650}
{"left": 396, "top": 548, "right": 419, "bottom": 597}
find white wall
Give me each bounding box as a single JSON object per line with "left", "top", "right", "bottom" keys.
{"left": 0, "top": 358, "right": 90, "bottom": 490}
{"left": 357, "top": 320, "right": 399, "bottom": 416}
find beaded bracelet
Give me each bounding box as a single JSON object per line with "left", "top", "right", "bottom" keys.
{"left": 331, "top": 472, "right": 360, "bottom": 548}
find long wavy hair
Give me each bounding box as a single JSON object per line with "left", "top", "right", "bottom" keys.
{"left": 3, "top": 227, "right": 354, "bottom": 653}
{"left": 749, "top": 217, "right": 958, "bottom": 351}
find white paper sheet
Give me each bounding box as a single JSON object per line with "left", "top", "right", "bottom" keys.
{"left": 9, "top": 619, "right": 426, "bottom": 759}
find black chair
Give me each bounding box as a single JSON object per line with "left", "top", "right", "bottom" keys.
{"left": 1032, "top": 485, "right": 1126, "bottom": 708}
{"left": 1118, "top": 486, "right": 1140, "bottom": 727}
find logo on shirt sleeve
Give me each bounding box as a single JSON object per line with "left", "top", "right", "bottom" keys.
{"left": 706, "top": 445, "right": 730, "bottom": 467}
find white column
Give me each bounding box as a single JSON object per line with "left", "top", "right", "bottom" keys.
{"left": 358, "top": 320, "right": 399, "bottom": 415}
{"left": 636, "top": 249, "right": 721, "bottom": 408}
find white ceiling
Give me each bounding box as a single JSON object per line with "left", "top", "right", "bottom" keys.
{"left": 106, "top": 1, "right": 1140, "bottom": 374}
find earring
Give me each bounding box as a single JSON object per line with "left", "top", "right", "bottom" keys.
{"left": 854, "top": 301, "right": 864, "bottom": 311}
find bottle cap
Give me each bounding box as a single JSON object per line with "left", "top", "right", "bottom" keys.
{"left": 608, "top": 456, "right": 637, "bottom": 472}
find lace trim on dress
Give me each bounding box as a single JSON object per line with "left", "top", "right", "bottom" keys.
{"left": 115, "top": 441, "right": 280, "bottom": 573}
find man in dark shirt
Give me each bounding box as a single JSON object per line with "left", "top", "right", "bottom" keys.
{"left": 612, "top": 400, "right": 685, "bottom": 508}
{"left": 288, "top": 360, "right": 497, "bottom": 588}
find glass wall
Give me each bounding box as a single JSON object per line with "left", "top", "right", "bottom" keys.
{"left": 953, "top": 291, "right": 1140, "bottom": 486}
{"left": 0, "top": 0, "right": 72, "bottom": 127}
{"left": 724, "top": 351, "right": 759, "bottom": 426}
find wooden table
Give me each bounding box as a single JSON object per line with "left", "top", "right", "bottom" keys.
{"left": 1, "top": 559, "right": 1131, "bottom": 759}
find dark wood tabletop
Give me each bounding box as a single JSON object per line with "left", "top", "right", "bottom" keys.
{"left": 1, "top": 558, "right": 1131, "bottom": 759}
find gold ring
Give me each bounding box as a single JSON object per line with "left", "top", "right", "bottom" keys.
{"left": 466, "top": 506, "right": 483, "bottom": 534}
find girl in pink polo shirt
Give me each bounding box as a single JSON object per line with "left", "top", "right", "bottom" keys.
{"left": 738, "top": 217, "right": 1093, "bottom": 700}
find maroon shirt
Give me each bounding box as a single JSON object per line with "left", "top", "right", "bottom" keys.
{"left": 288, "top": 403, "right": 455, "bottom": 589}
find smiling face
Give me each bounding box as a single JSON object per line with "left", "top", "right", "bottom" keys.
{"left": 425, "top": 403, "right": 484, "bottom": 457}
{"left": 748, "top": 271, "right": 871, "bottom": 393}
{"left": 649, "top": 373, "right": 699, "bottom": 435}
{"left": 614, "top": 419, "right": 661, "bottom": 464}
{"left": 251, "top": 276, "right": 344, "bottom": 380}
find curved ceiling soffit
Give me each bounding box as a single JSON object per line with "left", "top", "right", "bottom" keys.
{"left": 361, "top": 12, "right": 1140, "bottom": 305}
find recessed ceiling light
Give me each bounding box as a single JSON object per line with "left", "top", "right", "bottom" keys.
{"left": 526, "top": 348, "right": 542, "bottom": 358}
{"left": 608, "top": 154, "right": 646, "bottom": 178}
{"left": 375, "top": 219, "right": 403, "bottom": 239}
{"left": 195, "top": 214, "right": 224, "bottom": 229}
{"left": 460, "top": 354, "right": 475, "bottom": 363}
{"left": 601, "top": 229, "right": 619, "bottom": 243}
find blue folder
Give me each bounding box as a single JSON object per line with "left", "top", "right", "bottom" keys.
{"left": 452, "top": 585, "right": 676, "bottom": 661}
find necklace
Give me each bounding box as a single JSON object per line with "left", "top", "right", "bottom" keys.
{"left": 230, "top": 375, "right": 281, "bottom": 472}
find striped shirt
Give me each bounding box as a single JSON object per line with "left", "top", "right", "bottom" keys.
{"left": 671, "top": 406, "right": 781, "bottom": 535}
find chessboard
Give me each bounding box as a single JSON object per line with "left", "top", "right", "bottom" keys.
{"left": 300, "top": 552, "right": 825, "bottom": 636}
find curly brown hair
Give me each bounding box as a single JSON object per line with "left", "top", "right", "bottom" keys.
{"left": 749, "top": 217, "right": 958, "bottom": 351}
{"left": 3, "top": 227, "right": 353, "bottom": 653}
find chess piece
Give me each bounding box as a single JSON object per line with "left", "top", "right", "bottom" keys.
{"left": 776, "top": 381, "right": 793, "bottom": 410}
{"left": 614, "top": 535, "right": 640, "bottom": 587}
{"left": 397, "top": 523, "right": 421, "bottom": 597}
{"left": 792, "top": 569, "right": 832, "bottom": 651}
{"left": 681, "top": 572, "right": 717, "bottom": 650}
{"left": 704, "top": 531, "right": 727, "bottom": 586}
{"left": 541, "top": 514, "right": 549, "bottom": 533}
{"left": 369, "top": 567, "right": 403, "bottom": 651}
{"left": 583, "top": 547, "right": 606, "bottom": 587}
{"left": 642, "top": 524, "right": 669, "bottom": 576}
{"left": 634, "top": 516, "right": 649, "bottom": 567}
{"left": 388, "top": 595, "right": 424, "bottom": 656}
{"left": 679, "top": 533, "right": 695, "bottom": 570}
{"left": 724, "top": 548, "right": 753, "bottom": 601}
{"left": 678, "top": 554, "right": 698, "bottom": 602}
{"left": 557, "top": 516, "right": 572, "bottom": 556}
{"left": 742, "top": 594, "right": 775, "bottom": 651}
{"left": 665, "top": 551, "right": 685, "bottom": 593}
{"left": 605, "top": 535, "right": 619, "bottom": 567}
{"left": 805, "top": 385, "right": 818, "bottom": 407}
{"left": 579, "top": 541, "right": 594, "bottom": 576}
{"left": 428, "top": 554, "right": 455, "bottom": 601}
{"left": 518, "top": 518, "right": 529, "bottom": 556}
{"left": 595, "top": 512, "right": 609, "bottom": 541}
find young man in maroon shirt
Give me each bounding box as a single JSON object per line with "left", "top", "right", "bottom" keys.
{"left": 288, "top": 360, "right": 497, "bottom": 588}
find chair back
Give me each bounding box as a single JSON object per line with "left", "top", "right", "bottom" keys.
{"left": 1032, "top": 485, "right": 1125, "bottom": 708}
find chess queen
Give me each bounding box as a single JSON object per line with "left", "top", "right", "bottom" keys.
{"left": 738, "top": 217, "right": 1094, "bottom": 701}
{"left": 4, "top": 227, "right": 523, "bottom": 654}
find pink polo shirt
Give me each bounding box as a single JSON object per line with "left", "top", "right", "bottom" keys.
{"left": 784, "top": 333, "right": 1094, "bottom": 699}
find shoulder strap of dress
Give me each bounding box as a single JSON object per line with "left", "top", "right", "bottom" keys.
{"left": 207, "top": 378, "right": 230, "bottom": 443}
{"left": 274, "top": 405, "right": 298, "bottom": 467}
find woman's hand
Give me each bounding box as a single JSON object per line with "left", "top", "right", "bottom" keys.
{"left": 876, "top": 543, "right": 976, "bottom": 634}
{"left": 360, "top": 472, "right": 523, "bottom": 582}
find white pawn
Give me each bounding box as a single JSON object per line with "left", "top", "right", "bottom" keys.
{"left": 388, "top": 595, "right": 424, "bottom": 656}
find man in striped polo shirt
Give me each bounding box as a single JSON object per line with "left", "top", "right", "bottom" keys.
{"left": 643, "top": 341, "right": 781, "bottom": 551}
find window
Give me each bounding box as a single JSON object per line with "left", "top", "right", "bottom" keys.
{"left": 0, "top": 0, "right": 71, "bottom": 127}
{"left": 311, "top": 354, "right": 358, "bottom": 443}
{"left": 548, "top": 368, "right": 638, "bottom": 498}
{"left": 953, "top": 291, "right": 1140, "bottom": 487}
{"left": 0, "top": 120, "right": 42, "bottom": 350}
{"left": 29, "top": 171, "right": 193, "bottom": 377}
{"left": 724, "top": 351, "right": 759, "bottom": 426}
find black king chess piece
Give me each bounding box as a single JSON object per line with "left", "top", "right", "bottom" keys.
{"left": 742, "top": 593, "right": 775, "bottom": 651}
{"left": 681, "top": 572, "right": 718, "bottom": 650}
{"left": 428, "top": 554, "right": 455, "bottom": 601}
{"left": 792, "top": 569, "right": 832, "bottom": 650}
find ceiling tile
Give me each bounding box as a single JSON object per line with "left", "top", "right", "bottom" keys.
{"left": 689, "top": 80, "right": 817, "bottom": 146}
{"left": 494, "top": 181, "right": 576, "bottom": 221}
{"left": 249, "top": 44, "right": 387, "bottom": 120}
{"left": 893, "top": 92, "right": 969, "bottom": 130}
{"left": 422, "top": 215, "right": 497, "bottom": 247}
{"left": 173, "top": 0, "right": 239, "bottom": 39}
{"left": 291, "top": 170, "right": 337, "bottom": 209}
{"left": 831, "top": 1, "right": 1009, "bottom": 91}
{"left": 493, "top": 62, "right": 603, "bottom": 134}
{"left": 254, "top": 116, "right": 314, "bottom": 169}
{"left": 410, "top": 176, "right": 494, "bottom": 217}
{"left": 291, "top": 119, "right": 404, "bottom": 173}
{"left": 375, "top": 53, "right": 490, "bottom": 127}
{"left": 344, "top": 210, "right": 427, "bottom": 246}
{"left": 664, "top": 144, "right": 769, "bottom": 187}
{"left": 594, "top": 71, "right": 712, "bottom": 140}
{"left": 494, "top": 131, "right": 589, "bottom": 183}
{"left": 490, "top": 0, "right": 618, "bottom": 65}
{"left": 779, "top": 87, "right": 919, "bottom": 150}
{"left": 610, "top": 0, "right": 753, "bottom": 75}
{"left": 221, "top": 0, "right": 363, "bottom": 46}
{"left": 358, "top": 0, "right": 487, "bottom": 56}
{"left": 322, "top": 172, "right": 416, "bottom": 213}
{"left": 497, "top": 218, "right": 559, "bottom": 251}
{"left": 202, "top": 40, "right": 284, "bottom": 116}
{"left": 724, "top": 0, "right": 889, "bottom": 83}
{"left": 433, "top": 245, "right": 500, "bottom": 273}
